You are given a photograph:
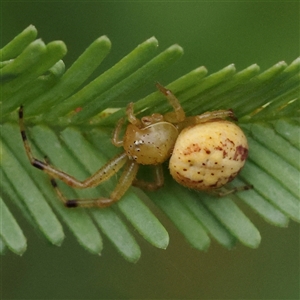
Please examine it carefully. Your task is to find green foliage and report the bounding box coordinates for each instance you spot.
[0,25,299,262]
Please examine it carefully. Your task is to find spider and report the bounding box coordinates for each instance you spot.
[19,83,250,208]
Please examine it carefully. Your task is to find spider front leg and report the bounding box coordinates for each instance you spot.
[53,159,139,208]
[19,106,135,208]
[156,82,186,123]
[126,102,142,127]
[112,117,125,147]
[51,155,135,208]
[19,106,128,188]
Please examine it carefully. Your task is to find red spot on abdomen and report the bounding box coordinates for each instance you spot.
[234,145,248,161]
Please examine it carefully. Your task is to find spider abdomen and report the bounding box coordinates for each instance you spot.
[169,120,248,190]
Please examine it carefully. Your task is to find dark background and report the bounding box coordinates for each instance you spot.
[1,2,299,299]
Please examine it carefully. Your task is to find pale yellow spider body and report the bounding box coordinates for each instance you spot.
[19,83,250,208]
[169,120,248,190]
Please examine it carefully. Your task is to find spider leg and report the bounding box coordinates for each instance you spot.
[63,160,139,208]
[42,156,138,208]
[19,105,128,188]
[192,110,236,122]
[180,110,237,129]
[41,156,68,206]
[133,164,164,191]
[156,82,186,123]
[126,102,142,127]
[111,117,125,147]
[213,184,254,197]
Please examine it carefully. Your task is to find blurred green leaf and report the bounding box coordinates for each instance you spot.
[24,36,111,116]
[0,197,27,255]
[0,134,65,246]
[0,25,38,61]
[44,36,159,122]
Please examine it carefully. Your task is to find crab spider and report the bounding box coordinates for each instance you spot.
[19,83,250,208]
